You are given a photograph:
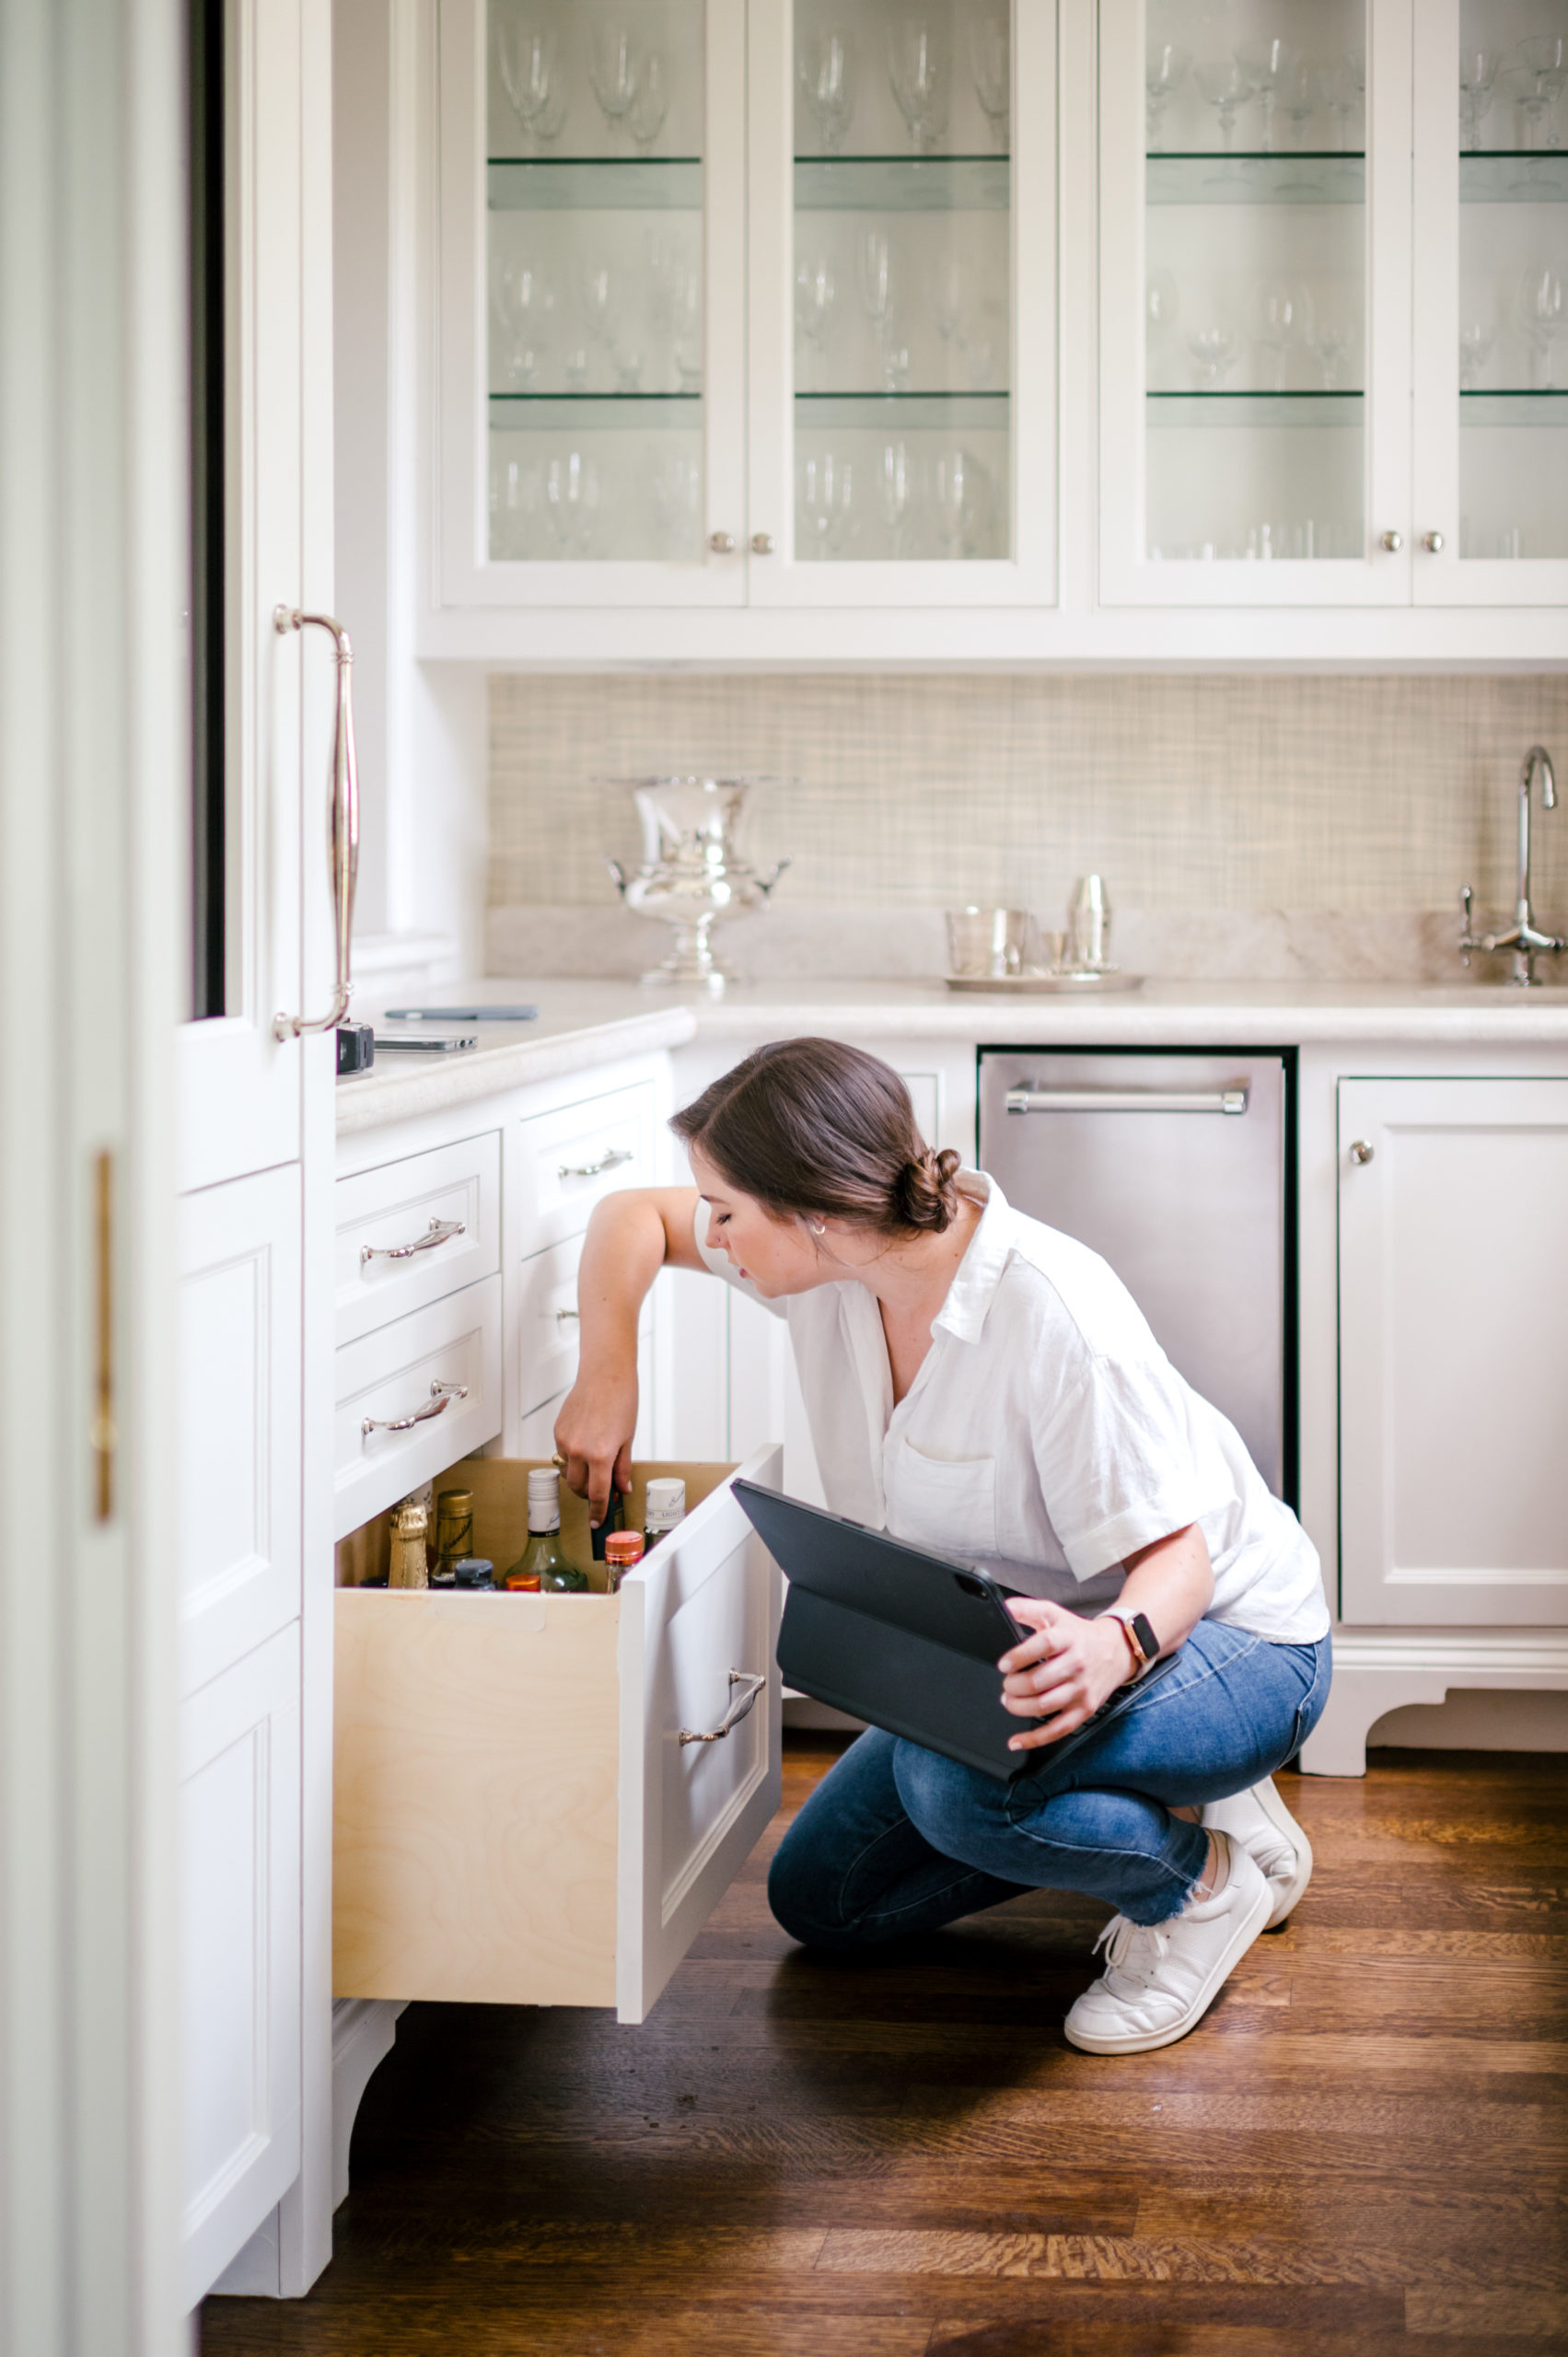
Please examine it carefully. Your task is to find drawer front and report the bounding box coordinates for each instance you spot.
[517,1237,586,1417]
[332,1451,783,2019]
[515,1082,658,1253]
[335,1132,500,1348]
[333,1276,503,1538]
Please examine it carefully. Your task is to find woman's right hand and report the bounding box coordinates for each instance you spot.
[554,1364,638,1528]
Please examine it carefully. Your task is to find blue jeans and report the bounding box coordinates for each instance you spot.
[770,1621,1332,1935]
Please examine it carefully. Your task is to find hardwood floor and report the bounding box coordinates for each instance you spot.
[203,1740,1568,2356]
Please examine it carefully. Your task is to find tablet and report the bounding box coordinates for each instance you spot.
[731,1478,1179,1786]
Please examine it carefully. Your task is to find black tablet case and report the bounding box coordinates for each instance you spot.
[732,1477,1177,1785]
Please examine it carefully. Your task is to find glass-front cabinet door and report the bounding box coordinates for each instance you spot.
[437,0,747,607]
[745,0,1056,606]
[1098,0,1412,604]
[1412,0,1568,604]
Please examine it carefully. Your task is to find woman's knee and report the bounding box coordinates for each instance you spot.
[892,1737,1011,1859]
[766,1815,845,1946]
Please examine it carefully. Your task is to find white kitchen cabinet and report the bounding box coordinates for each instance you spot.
[333,1130,501,1347]
[332,1452,783,2023]
[1338,1074,1568,1627]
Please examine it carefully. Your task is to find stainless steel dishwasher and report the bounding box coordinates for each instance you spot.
[978,1051,1289,1498]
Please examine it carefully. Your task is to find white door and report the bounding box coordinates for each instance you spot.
[180,0,339,2305]
[1339,1076,1568,1626]
[745,0,1058,607]
[1098,0,1414,606]
[1411,0,1568,606]
[436,0,749,609]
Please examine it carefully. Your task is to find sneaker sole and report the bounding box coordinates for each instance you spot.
[1062,1870,1273,2055]
[1253,1776,1315,1932]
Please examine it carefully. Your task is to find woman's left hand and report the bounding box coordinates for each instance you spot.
[997,1599,1132,1753]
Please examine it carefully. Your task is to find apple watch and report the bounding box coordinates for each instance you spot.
[1102,1608,1161,1679]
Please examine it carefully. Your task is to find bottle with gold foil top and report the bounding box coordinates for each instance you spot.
[432,1487,475,1584]
[388,1495,429,1589]
[505,1468,587,1594]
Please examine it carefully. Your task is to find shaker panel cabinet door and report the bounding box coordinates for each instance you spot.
[1339,1077,1568,1624]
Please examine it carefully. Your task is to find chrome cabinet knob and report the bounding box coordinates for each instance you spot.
[750,531,774,555]
[1378,530,1403,553]
[1349,1139,1375,1166]
[1422,530,1445,553]
[708,530,736,555]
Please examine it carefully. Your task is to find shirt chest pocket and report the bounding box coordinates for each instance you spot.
[888,1442,999,1559]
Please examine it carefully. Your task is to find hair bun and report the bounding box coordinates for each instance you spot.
[893,1146,963,1234]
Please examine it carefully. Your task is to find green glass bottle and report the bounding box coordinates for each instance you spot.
[505,1467,587,1594]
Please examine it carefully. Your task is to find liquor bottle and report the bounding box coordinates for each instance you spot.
[388,1494,429,1589]
[451,1557,494,1591]
[590,1484,625,1564]
[432,1487,475,1583]
[645,1477,686,1552]
[505,1467,587,1594]
[603,1530,645,1594]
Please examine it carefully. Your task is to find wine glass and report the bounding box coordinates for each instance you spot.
[931,252,968,356]
[794,255,837,391]
[798,450,854,556]
[651,449,701,559]
[1517,34,1568,133]
[588,21,641,143]
[1255,280,1312,391]
[628,52,671,153]
[1145,43,1191,154]
[1236,38,1294,156]
[494,253,553,389]
[970,5,1010,152]
[879,440,912,557]
[1518,261,1568,388]
[797,28,855,154]
[545,450,600,556]
[888,17,949,153]
[1458,321,1494,390]
[494,452,546,558]
[858,225,895,380]
[496,19,558,137]
[1310,313,1355,391]
[1278,58,1323,149]
[1324,51,1365,153]
[1498,64,1552,150]
[650,247,703,392]
[1146,267,1179,384]
[1188,323,1237,388]
[1459,47,1500,152]
[1194,57,1257,153]
[931,447,987,557]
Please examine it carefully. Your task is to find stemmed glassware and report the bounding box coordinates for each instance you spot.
[970,6,1010,152]
[888,17,949,153]
[879,440,912,557]
[588,21,641,145]
[1516,34,1568,142]
[650,449,701,559]
[628,52,671,153]
[798,28,855,154]
[795,255,837,391]
[1497,64,1554,152]
[1278,59,1323,150]
[1324,52,1365,153]
[1310,313,1355,391]
[496,20,559,141]
[545,450,600,555]
[1194,57,1256,154]
[1459,48,1500,152]
[1145,43,1191,153]
[494,254,553,389]
[858,226,898,384]
[1518,261,1568,389]
[1188,323,1237,388]
[798,450,854,555]
[1458,321,1494,390]
[1255,280,1312,391]
[1236,38,1293,156]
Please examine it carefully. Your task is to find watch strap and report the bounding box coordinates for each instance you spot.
[1103,1608,1160,1678]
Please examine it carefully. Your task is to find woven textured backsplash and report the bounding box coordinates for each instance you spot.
[490,672,1568,919]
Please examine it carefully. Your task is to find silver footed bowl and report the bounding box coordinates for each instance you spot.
[604,775,791,991]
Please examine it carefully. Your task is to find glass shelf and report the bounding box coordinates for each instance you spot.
[794,392,1008,430]
[1146,392,1364,426]
[489,394,701,429]
[1146,154,1365,205]
[1461,390,1568,422]
[794,157,1009,212]
[1458,153,1568,203]
[488,159,703,212]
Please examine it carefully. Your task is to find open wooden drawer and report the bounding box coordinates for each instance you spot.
[333,1448,782,2024]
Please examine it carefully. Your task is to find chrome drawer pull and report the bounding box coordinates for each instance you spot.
[1005,1086,1249,1117]
[557,1147,634,1179]
[360,1215,465,1266]
[679,1668,767,1747]
[361,1378,469,1440]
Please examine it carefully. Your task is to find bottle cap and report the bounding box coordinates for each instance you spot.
[645,1477,686,1525]
[528,1466,562,1531]
[435,1487,474,1516]
[505,1570,541,1592]
[451,1557,494,1589]
[605,1531,645,1567]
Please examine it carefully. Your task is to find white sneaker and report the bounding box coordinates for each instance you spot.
[1202,1775,1313,1931]
[1063,1832,1272,2056]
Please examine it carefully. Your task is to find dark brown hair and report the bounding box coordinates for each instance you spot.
[671,1039,963,1236]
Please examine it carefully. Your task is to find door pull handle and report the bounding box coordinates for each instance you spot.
[1005,1086,1249,1116]
[360,1216,465,1266]
[679,1669,767,1746]
[557,1146,634,1178]
[273,607,359,1040]
[361,1378,468,1440]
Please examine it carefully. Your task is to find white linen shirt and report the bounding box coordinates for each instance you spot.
[695,1171,1329,1645]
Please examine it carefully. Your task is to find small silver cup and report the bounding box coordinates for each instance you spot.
[1066,875,1113,972]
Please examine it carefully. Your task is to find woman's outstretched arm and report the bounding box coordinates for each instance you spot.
[553,1187,704,1522]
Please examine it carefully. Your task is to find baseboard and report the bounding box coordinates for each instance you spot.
[331,1998,407,2211]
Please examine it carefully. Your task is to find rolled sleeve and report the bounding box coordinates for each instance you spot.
[1036,1356,1230,1582]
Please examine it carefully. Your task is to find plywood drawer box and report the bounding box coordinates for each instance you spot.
[514,1082,658,1254]
[332,1276,504,1539]
[334,1131,500,1350]
[333,1447,782,2024]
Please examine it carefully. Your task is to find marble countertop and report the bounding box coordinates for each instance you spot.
[336,973,1568,1133]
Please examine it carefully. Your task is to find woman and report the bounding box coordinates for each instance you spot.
[556,1039,1331,2054]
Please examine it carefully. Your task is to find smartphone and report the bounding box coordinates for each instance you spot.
[372,1032,479,1053]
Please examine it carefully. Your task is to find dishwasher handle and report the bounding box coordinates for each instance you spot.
[1005,1086,1249,1117]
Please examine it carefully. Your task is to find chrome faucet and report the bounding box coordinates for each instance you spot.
[1458,745,1564,987]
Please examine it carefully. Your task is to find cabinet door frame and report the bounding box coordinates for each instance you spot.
[1410,0,1568,607]
[1097,0,1414,608]
[434,0,749,610]
[1338,1074,1568,1627]
[744,0,1058,608]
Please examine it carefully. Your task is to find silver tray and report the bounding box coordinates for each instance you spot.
[943,970,1145,995]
